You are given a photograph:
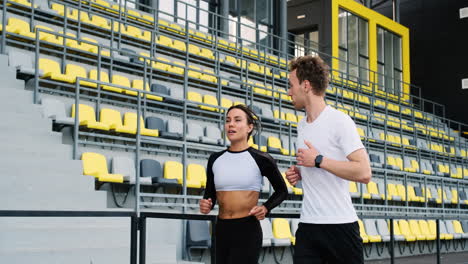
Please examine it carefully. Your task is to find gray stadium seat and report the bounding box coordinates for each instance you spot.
[290,219,300,238]
[260,219,274,247]
[445,220,462,239]
[166,119,183,139]
[140,159,178,186]
[260,106,275,122]
[8,49,41,78]
[151,83,171,96]
[41,98,75,126]
[443,187,453,204]
[112,157,139,185]
[202,126,221,145]
[251,105,262,116]
[376,219,405,242]
[186,220,211,261]
[186,123,203,142]
[461,220,468,236]
[364,219,382,241]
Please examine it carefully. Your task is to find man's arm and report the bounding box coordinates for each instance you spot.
[296,141,372,184]
[320,148,372,184]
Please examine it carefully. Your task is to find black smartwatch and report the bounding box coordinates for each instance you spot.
[315,155,323,168]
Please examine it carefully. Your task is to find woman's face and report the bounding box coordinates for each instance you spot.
[225,108,253,143]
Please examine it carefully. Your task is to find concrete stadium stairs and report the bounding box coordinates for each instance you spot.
[0,54,181,264]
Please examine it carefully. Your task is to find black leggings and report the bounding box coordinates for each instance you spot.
[215,215,262,264]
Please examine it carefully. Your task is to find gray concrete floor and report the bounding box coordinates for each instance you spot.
[365,251,468,264]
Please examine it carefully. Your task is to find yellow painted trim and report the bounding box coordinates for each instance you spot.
[332,0,410,101]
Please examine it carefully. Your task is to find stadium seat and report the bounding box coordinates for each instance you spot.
[81,152,124,183]
[272,218,294,245]
[82,69,110,88]
[290,219,300,241]
[105,74,129,93]
[253,135,267,152]
[408,220,427,240]
[387,184,402,201]
[186,164,206,188]
[100,108,135,134]
[396,184,407,201]
[267,136,283,154]
[71,104,110,130]
[131,80,163,101]
[366,181,384,200]
[452,220,468,239]
[112,157,138,184]
[39,60,87,84]
[397,220,417,241]
[260,219,274,247]
[4,17,36,39]
[41,98,74,126]
[7,49,39,77]
[123,113,159,137]
[445,220,462,239]
[34,25,62,45]
[407,185,424,202]
[186,123,203,143]
[201,94,219,112]
[357,220,370,243]
[363,219,383,242]
[417,220,436,240]
[162,161,183,185]
[186,220,211,261]
[204,126,222,145]
[141,159,178,186]
[376,219,405,242]
[428,220,453,240]
[349,181,360,198]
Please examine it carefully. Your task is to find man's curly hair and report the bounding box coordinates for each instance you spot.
[289,56,330,96]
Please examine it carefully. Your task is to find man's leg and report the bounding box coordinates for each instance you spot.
[293,223,326,264]
[322,222,364,264]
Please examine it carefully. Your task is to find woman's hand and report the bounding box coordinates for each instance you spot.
[199,198,213,214]
[249,205,268,220]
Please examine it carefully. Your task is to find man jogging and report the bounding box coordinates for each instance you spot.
[285,55,372,264]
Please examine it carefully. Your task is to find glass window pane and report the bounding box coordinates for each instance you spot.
[377,28,384,63]
[228,15,237,42]
[339,9,347,48]
[393,35,402,70]
[339,49,348,76]
[159,0,174,21]
[377,64,385,91]
[358,18,368,56]
[359,57,369,84]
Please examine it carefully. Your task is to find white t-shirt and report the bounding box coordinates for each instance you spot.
[297,105,364,224]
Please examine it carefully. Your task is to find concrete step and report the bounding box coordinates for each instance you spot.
[1,86,35,101]
[0,131,63,145]
[0,158,83,177]
[0,123,60,136]
[1,142,73,159]
[1,189,108,210]
[0,112,52,126]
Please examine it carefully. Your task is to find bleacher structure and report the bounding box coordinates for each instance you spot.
[0,0,467,263]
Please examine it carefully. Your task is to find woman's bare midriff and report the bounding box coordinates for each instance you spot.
[217,190,260,219]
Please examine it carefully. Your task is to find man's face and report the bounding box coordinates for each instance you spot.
[288,69,306,110]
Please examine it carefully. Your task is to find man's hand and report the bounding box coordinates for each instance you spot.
[286,165,301,186]
[249,205,268,220]
[296,140,319,167]
[199,198,212,214]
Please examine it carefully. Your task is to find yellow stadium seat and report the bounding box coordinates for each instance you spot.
[188,91,203,109]
[81,152,124,183]
[81,37,110,56]
[428,220,453,240]
[453,220,465,237]
[38,59,67,82]
[387,184,401,201]
[199,48,215,59]
[407,185,423,202]
[5,17,35,38]
[398,220,417,241]
[10,0,37,7]
[83,70,110,88]
[34,25,61,45]
[221,98,233,109]
[172,39,187,52]
[187,164,206,188]
[100,108,135,134]
[201,69,218,83]
[131,80,163,101]
[267,136,283,154]
[272,218,294,245]
[349,182,360,197]
[71,104,110,131]
[188,44,200,55]
[89,15,111,30]
[358,220,370,243]
[188,65,202,79]
[123,113,158,137]
[201,94,219,112]
[104,74,129,93]
[163,161,183,184]
[68,9,92,23]
[157,35,174,48]
[396,184,407,201]
[152,57,171,72]
[408,220,427,240]
[418,220,436,240]
[367,181,384,199]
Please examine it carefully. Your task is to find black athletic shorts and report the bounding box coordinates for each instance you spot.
[293,221,363,264]
[215,215,262,264]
